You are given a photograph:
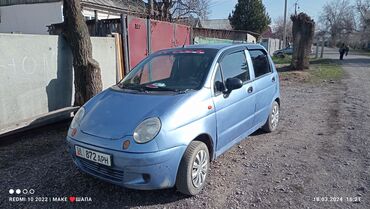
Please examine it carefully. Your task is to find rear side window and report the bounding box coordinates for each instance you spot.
[249,50,271,78]
[220,51,250,82]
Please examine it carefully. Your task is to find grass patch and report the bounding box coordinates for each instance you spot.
[351,49,370,57]
[272,55,292,65]
[310,59,344,82]
[277,58,343,83]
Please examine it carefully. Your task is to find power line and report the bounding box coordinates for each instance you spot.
[208,0,232,9]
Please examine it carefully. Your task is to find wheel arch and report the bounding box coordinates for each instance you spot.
[275,97,280,106]
[192,133,215,161]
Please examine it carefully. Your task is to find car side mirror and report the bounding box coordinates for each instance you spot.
[225,78,243,94]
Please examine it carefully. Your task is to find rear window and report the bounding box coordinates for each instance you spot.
[249,50,271,78]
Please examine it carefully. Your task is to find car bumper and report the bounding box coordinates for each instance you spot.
[66,136,186,190]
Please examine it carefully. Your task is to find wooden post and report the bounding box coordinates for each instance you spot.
[315,37,319,59]
[121,14,130,75]
[112,33,124,82]
[320,37,325,58]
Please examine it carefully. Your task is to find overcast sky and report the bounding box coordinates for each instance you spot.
[208,0,355,23]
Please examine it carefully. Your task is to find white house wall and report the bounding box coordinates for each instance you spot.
[82,9,120,20]
[0,2,63,34]
[0,33,117,133]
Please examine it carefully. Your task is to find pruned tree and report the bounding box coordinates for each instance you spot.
[319,0,356,46]
[229,0,271,34]
[272,16,293,44]
[63,0,103,106]
[150,0,210,21]
[291,13,315,70]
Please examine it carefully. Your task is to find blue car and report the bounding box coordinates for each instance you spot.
[66,44,280,195]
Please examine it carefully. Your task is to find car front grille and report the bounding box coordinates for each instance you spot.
[78,158,124,182]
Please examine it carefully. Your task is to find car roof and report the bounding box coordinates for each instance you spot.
[184,43,266,51]
[152,44,267,56]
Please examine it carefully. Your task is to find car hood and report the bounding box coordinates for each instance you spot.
[79,88,188,139]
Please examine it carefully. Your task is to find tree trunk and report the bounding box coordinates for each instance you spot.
[290,13,315,70]
[62,0,103,106]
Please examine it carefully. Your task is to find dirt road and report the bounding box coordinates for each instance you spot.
[1,49,369,209]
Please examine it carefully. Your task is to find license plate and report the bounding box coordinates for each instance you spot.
[75,146,112,166]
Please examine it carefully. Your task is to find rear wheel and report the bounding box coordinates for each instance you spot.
[262,101,280,132]
[176,141,209,196]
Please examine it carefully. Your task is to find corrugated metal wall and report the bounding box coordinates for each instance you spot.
[127,16,191,69]
[127,16,148,69]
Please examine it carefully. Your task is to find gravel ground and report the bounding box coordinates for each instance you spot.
[0,49,369,209]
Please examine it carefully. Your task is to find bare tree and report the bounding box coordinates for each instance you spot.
[291,13,315,70]
[151,0,210,21]
[356,0,370,48]
[319,0,356,46]
[356,0,370,30]
[63,0,103,106]
[272,16,293,44]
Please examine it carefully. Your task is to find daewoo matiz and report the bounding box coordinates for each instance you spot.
[66,44,280,195]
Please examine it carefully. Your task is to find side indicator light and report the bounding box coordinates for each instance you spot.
[208,105,213,110]
[123,140,130,150]
[71,128,77,137]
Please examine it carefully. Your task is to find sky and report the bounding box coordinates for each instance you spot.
[208,0,354,24]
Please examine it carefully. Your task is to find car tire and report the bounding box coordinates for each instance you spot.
[176,141,209,196]
[278,53,285,58]
[262,101,280,133]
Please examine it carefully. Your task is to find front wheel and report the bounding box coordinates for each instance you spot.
[176,141,209,196]
[262,101,280,132]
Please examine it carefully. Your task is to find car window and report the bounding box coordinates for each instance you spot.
[220,51,250,82]
[249,50,271,78]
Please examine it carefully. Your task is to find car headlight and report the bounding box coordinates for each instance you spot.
[133,117,161,144]
[70,107,85,129]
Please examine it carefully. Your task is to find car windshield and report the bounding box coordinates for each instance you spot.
[119,49,217,92]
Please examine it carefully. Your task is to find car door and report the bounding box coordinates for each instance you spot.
[212,49,256,154]
[249,49,277,126]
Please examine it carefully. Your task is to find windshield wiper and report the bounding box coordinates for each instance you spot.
[118,83,191,94]
[143,85,191,93]
[118,83,146,92]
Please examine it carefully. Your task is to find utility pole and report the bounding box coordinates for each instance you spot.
[282,0,288,48]
[294,0,300,15]
[148,0,154,16]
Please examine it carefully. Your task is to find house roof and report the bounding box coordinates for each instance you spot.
[81,0,146,13]
[197,19,232,30]
[0,0,60,6]
[0,0,146,12]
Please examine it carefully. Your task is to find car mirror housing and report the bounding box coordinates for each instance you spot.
[225,78,243,94]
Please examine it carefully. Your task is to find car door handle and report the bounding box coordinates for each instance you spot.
[272,77,276,82]
[247,86,253,93]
